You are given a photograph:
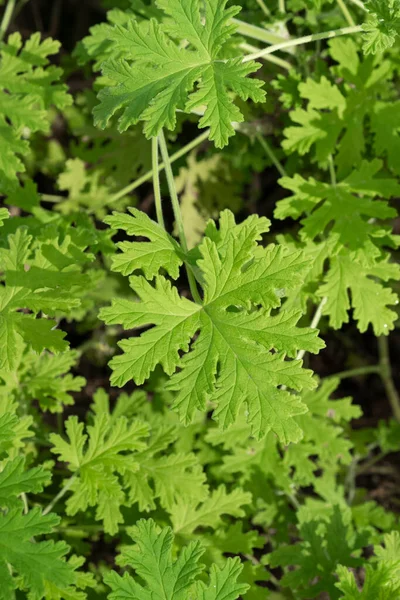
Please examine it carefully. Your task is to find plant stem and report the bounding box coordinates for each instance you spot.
[255,0,271,17]
[330,365,381,380]
[242,24,363,62]
[241,42,292,69]
[233,18,288,48]
[152,136,165,228]
[256,132,287,177]
[279,0,286,13]
[378,335,400,422]
[296,297,327,361]
[356,451,386,475]
[109,129,210,204]
[21,493,29,514]
[158,130,202,304]
[0,0,16,41]
[41,193,64,203]
[42,476,76,516]
[337,0,356,26]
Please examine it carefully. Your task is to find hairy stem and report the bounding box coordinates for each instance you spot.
[256,132,287,177]
[255,0,271,17]
[243,24,363,62]
[233,17,288,47]
[356,450,387,476]
[0,0,16,41]
[109,129,210,204]
[330,365,381,380]
[42,475,76,516]
[152,136,165,228]
[337,0,356,26]
[241,42,292,69]
[158,130,202,304]
[296,297,327,361]
[378,335,400,422]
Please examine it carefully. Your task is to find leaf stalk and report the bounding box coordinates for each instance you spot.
[158,130,202,304]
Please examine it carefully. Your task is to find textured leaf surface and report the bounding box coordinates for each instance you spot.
[0,32,71,188]
[50,414,149,534]
[362,0,400,54]
[0,508,75,600]
[104,518,248,600]
[93,0,265,147]
[101,211,325,443]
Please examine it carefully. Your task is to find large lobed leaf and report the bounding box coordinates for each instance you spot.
[101,210,325,443]
[93,0,266,148]
[105,518,248,600]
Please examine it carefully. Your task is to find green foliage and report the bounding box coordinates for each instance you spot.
[336,532,400,598]
[0,32,71,190]
[104,518,249,600]
[282,38,400,176]
[276,159,400,334]
[101,209,324,442]
[92,0,266,147]
[2,1,400,599]
[267,506,369,599]
[50,412,150,534]
[363,0,400,54]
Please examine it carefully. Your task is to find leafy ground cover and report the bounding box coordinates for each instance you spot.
[1,0,400,598]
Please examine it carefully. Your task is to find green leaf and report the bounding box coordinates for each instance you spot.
[50,414,149,534]
[170,485,251,535]
[0,32,71,188]
[336,532,400,599]
[0,457,50,509]
[101,211,325,443]
[93,0,265,148]
[89,390,208,514]
[318,246,400,335]
[0,219,98,370]
[277,160,399,249]
[0,508,75,600]
[104,518,248,600]
[362,0,400,55]
[267,506,369,599]
[104,207,183,278]
[0,209,8,226]
[282,39,398,176]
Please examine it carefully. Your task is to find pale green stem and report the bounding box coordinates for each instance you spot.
[279,0,286,13]
[41,193,64,203]
[296,297,327,361]
[0,0,16,41]
[378,336,400,422]
[241,42,292,70]
[330,365,381,380]
[158,130,202,304]
[356,450,387,475]
[256,132,287,178]
[109,129,210,204]
[42,475,76,516]
[233,17,289,48]
[152,136,165,228]
[337,0,356,26]
[21,493,29,514]
[255,0,271,17]
[242,24,363,62]
[14,0,30,18]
